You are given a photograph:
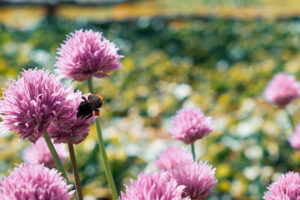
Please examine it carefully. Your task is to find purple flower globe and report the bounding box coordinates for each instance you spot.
[120,172,189,200]
[0,163,74,200]
[48,92,95,144]
[55,29,123,81]
[169,108,214,144]
[0,69,76,142]
[264,172,300,200]
[168,161,217,200]
[289,124,300,152]
[156,146,194,171]
[264,73,300,106]
[23,137,68,168]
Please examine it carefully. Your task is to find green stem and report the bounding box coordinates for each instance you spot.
[191,142,196,161]
[68,143,83,200]
[257,132,264,198]
[87,77,118,200]
[43,132,69,182]
[87,78,94,93]
[285,108,295,131]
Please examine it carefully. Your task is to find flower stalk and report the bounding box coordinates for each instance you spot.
[87,77,118,200]
[68,143,83,200]
[285,108,295,131]
[191,142,196,161]
[43,131,69,182]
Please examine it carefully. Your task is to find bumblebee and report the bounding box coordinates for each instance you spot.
[77,94,104,118]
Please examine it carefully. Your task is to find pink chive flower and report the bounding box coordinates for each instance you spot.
[55,29,123,81]
[264,172,300,200]
[23,137,68,168]
[48,92,95,144]
[0,194,9,200]
[168,161,217,200]
[0,69,76,143]
[264,73,300,106]
[289,124,300,152]
[169,108,213,144]
[156,146,194,171]
[120,172,189,200]
[0,163,74,200]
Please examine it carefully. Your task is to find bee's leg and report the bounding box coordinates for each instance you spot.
[82,96,88,103]
[94,110,100,116]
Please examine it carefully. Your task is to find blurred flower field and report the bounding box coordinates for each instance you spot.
[1,2,300,199]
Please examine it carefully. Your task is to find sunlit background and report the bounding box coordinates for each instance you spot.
[1,0,300,199]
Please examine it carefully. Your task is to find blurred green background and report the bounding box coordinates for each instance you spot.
[1,0,300,199]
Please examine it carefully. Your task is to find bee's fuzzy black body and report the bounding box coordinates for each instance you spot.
[77,94,103,118]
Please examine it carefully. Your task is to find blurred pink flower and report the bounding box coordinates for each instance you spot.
[23,137,68,168]
[169,108,213,144]
[120,172,189,200]
[289,124,300,152]
[264,73,300,106]
[168,161,217,200]
[156,146,193,170]
[56,29,123,81]
[0,163,74,200]
[264,172,300,200]
[0,69,77,143]
[48,92,95,144]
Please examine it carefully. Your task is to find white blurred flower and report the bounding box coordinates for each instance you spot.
[245,145,263,160]
[237,117,263,138]
[173,83,191,100]
[243,166,260,180]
